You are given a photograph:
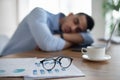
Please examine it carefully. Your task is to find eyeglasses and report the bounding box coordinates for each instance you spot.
[39,56,73,71]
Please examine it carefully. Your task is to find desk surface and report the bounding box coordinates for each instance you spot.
[0,44,120,80]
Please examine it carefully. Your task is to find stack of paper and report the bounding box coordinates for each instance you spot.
[0,57,85,79]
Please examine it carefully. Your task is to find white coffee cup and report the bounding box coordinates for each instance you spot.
[81,45,106,60]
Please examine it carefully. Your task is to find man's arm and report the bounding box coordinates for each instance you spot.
[26,7,73,51]
[55,34,73,49]
[35,39,72,51]
[55,31,94,49]
[63,41,73,49]
[63,33,84,44]
[62,32,94,45]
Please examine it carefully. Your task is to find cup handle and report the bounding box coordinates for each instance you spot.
[81,48,87,55]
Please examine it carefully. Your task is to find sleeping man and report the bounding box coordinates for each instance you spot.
[1,7,95,56]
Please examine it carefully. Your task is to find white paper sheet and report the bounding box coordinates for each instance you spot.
[0,58,36,77]
[0,57,85,79]
[26,58,85,79]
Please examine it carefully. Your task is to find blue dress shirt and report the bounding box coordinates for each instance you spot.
[1,7,93,56]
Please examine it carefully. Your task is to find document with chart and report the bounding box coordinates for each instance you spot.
[0,58,36,77]
[0,57,85,79]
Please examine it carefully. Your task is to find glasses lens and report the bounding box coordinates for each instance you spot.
[60,57,72,68]
[42,59,55,70]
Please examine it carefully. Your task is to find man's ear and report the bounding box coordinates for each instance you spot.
[68,13,74,17]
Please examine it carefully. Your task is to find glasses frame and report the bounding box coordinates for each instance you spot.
[40,56,73,71]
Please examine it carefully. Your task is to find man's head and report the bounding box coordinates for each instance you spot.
[60,12,94,33]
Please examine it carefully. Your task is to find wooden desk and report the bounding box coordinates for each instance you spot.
[0,44,120,80]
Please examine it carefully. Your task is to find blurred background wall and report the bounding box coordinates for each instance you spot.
[0,0,105,41]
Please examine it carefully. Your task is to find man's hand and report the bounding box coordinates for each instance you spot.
[54,33,84,50]
[54,34,73,49]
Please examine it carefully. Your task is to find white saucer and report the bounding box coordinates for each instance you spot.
[82,55,111,61]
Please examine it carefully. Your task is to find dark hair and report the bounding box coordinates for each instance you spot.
[76,13,95,31]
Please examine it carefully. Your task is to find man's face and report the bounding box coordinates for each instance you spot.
[61,13,87,33]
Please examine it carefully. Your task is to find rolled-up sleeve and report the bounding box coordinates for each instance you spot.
[26,7,65,51]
